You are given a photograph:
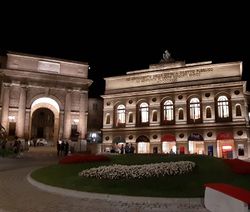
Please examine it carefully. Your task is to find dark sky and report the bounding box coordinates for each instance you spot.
[1,2,249,97]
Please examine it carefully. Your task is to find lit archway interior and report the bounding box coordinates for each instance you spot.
[30,97,60,145]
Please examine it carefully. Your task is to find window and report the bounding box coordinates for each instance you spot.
[189,98,200,121]
[128,112,133,123]
[238,144,244,156]
[106,113,110,124]
[116,104,125,126]
[206,106,212,118]
[236,104,242,116]
[163,100,174,121]
[139,102,149,123]
[152,110,157,122]
[178,108,184,120]
[217,96,229,118]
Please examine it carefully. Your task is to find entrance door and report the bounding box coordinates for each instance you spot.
[37,127,44,138]
[179,146,185,154]
[222,146,233,159]
[162,141,176,154]
[188,141,204,154]
[217,139,234,158]
[137,142,149,153]
[31,108,54,142]
[208,145,213,156]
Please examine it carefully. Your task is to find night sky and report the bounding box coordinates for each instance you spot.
[1,3,249,97]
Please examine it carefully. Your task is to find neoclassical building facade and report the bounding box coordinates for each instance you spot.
[0,52,92,145]
[102,59,250,159]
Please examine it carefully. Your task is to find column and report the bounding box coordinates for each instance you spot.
[59,113,64,139]
[1,84,10,132]
[16,86,27,138]
[78,92,88,139]
[63,90,72,139]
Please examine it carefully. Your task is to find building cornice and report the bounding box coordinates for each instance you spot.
[102,121,248,132]
[102,81,246,99]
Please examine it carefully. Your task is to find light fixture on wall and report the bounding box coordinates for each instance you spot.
[8,116,16,122]
[73,119,79,124]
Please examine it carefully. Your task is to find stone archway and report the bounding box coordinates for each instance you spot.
[30,97,60,145]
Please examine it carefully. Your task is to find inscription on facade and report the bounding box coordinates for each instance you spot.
[126,68,213,84]
[38,61,60,74]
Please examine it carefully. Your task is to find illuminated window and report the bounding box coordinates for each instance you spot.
[236,104,242,116]
[116,104,125,126]
[206,106,212,118]
[217,96,229,118]
[139,102,148,123]
[137,142,149,153]
[190,98,200,121]
[178,108,184,120]
[163,100,173,121]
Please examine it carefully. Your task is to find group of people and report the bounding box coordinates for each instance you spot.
[110,143,135,154]
[57,140,69,156]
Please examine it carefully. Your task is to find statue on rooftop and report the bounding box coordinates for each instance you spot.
[160,50,174,63]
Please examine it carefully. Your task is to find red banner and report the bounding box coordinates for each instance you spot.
[217,132,233,140]
[161,134,176,142]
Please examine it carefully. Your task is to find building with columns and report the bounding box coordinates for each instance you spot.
[102,58,250,159]
[0,52,92,145]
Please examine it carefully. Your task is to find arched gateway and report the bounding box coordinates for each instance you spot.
[0,52,92,146]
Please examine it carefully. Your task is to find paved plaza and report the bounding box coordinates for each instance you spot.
[0,147,208,212]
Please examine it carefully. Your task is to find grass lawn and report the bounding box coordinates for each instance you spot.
[31,154,250,197]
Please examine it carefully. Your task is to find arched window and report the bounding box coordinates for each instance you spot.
[152,110,157,122]
[178,108,184,120]
[128,112,133,123]
[139,102,149,123]
[163,100,174,121]
[106,113,110,124]
[236,104,242,116]
[116,104,125,126]
[217,96,229,118]
[206,106,212,118]
[189,98,200,121]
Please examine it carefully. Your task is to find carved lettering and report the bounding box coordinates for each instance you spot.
[126,68,213,84]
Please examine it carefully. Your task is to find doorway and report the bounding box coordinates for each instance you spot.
[31,108,54,142]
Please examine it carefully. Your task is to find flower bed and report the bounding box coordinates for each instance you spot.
[224,159,250,174]
[59,154,110,164]
[79,161,195,179]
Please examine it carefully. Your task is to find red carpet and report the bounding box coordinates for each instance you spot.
[224,158,250,174]
[205,183,250,204]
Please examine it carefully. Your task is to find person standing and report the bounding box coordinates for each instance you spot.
[57,140,61,156]
[120,144,124,154]
[64,140,69,156]
[60,141,65,156]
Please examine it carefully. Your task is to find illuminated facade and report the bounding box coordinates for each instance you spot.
[0,52,92,145]
[102,60,250,159]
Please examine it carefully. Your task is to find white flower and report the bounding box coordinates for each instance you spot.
[79,161,195,180]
